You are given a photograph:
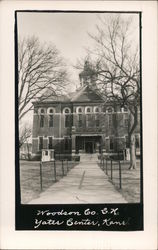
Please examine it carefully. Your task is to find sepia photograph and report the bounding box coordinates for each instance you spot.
[0,0,157,247]
[16,11,142,206]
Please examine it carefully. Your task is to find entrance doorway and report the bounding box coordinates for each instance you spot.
[85,141,93,153]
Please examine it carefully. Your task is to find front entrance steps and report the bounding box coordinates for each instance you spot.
[80,153,98,162]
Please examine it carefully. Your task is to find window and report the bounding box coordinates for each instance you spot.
[123,106,128,112]
[48,137,53,149]
[39,137,43,150]
[63,108,71,128]
[47,108,55,127]
[76,107,83,113]
[78,114,82,127]
[95,115,99,127]
[49,115,54,127]
[108,114,112,128]
[95,119,100,127]
[94,107,99,113]
[125,136,130,148]
[135,135,140,148]
[63,108,70,114]
[65,114,71,128]
[49,108,54,113]
[85,106,92,113]
[107,107,113,113]
[86,114,91,127]
[39,108,45,127]
[40,115,44,127]
[110,138,114,150]
[124,114,129,127]
[65,138,69,151]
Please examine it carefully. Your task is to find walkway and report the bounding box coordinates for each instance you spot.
[29,154,127,204]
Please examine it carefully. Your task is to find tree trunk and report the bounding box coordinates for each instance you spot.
[129,134,136,169]
[26,142,30,160]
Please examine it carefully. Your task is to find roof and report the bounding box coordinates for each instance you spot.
[33,85,105,105]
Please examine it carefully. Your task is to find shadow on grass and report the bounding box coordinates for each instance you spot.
[20,160,78,204]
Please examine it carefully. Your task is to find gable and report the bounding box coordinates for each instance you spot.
[71,86,104,103]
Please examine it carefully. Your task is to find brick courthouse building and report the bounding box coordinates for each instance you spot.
[32,62,140,159]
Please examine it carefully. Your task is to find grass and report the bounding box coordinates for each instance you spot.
[99,160,141,203]
[20,160,78,204]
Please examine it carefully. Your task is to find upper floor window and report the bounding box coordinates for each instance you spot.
[63,107,71,114]
[124,113,129,127]
[76,107,83,113]
[125,135,130,148]
[39,136,43,150]
[123,106,128,112]
[94,107,100,113]
[108,114,112,128]
[86,114,91,127]
[49,115,54,127]
[47,107,55,114]
[38,108,46,114]
[47,108,55,127]
[48,137,53,149]
[78,114,83,127]
[135,135,140,148]
[38,108,45,127]
[63,107,71,127]
[106,107,113,113]
[40,115,44,127]
[110,137,114,150]
[85,106,92,113]
[95,114,100,127]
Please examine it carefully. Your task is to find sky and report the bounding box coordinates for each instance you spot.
[17,12,139,87]
[17,12,139,124]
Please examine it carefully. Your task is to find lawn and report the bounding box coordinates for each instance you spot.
[20,160,78,204]
[99,160,141,203]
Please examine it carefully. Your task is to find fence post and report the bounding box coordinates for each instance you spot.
[40,161,42,191]
[111,160,113,180]
[103,158,105,171]
[53,160,57,182]
[106,159,108,175]
[62,160,64,176]
[67,159,69,172]
[100,156,102,168]
[119,161,122,189]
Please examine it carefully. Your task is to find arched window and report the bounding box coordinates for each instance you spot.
[47,108,55,114]
[63,107,71,114]
[94,107,100,113]
[123,106,128,112]
[39,108,45,127]
[49,113,54,127]
[85,106,92,113]
[106,107,113,113]
[47,108,55,127]
[38,108,45,114]
[63,107,71,127]
[95,114,100,127]
[76,107,83,113]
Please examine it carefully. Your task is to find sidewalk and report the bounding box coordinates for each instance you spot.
[29,157,127,204]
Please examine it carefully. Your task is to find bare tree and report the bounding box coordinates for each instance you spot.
[86,14,140,169]
[18,36,69,120]
[19,123,32,148]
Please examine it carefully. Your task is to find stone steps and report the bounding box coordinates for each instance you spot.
[80,153,98,162]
